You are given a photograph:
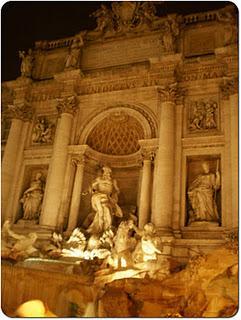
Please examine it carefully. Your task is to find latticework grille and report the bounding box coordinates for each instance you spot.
[87,112,144,155]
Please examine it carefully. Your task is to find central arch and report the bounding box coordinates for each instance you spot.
[78,104,157,146]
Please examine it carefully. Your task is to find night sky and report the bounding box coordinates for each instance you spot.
[2,1,232,82]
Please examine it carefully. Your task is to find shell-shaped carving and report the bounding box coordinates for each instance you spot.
[87,111,144,155]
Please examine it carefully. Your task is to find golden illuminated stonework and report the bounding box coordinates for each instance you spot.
[1,1,238,318]
[87,112,144,155]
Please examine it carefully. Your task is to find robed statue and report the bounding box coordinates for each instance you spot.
[20,172,45,221]
[188,161,221,225]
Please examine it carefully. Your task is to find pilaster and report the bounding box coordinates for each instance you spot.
[220,77,238,230]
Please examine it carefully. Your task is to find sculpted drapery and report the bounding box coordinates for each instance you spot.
[87,166,123,234]
[20,172,44,221]
[188,161,220,224]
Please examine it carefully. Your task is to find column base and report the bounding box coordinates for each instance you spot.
[155,226,174,237]
[155,227,175,257]
[181,225,225,240]
[16,219,39,226]
[172,229,182,239]
[12,223,55,240]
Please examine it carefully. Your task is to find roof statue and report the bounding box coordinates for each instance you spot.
[87,1,163,38]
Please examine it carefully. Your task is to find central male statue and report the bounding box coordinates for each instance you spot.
[87,166,123,234]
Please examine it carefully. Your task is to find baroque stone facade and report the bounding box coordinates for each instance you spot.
[1,2,238,261]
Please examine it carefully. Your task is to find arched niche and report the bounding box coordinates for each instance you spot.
[78,104,157,146]
[73,105,157,224]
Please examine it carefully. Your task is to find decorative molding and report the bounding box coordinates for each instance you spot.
[220,77,238,100]
[158,83,186,103]
[78,104,158,145]
[29,82,63,102]
[140,149,156,162]
[54,69,83,82]
[35,36,75,50]
[24,147,53,160]
[7,101,34,121]
[183,10,218,25]
[68,144,142,168]
[14,60,231,103]
[182,135,225,149]
[26,62,228,101]
[56,95,78,115]
[71,154,86,167]
[139,138,158,162]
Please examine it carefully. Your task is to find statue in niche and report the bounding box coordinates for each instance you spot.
[19,49,34,77]
[32,117,55,144]
[85,166,123,235]
[20,172,45,221]
[187,161,221,225]
[65,35,84,69]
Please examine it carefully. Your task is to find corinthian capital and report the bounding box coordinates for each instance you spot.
[158,83,186,104]
[141,149,156,162]
[56,95,78,115]
[8,101,33,121]
[71,154,86,166]
[220,77,238,100]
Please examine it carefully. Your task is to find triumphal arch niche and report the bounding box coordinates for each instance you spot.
[1,1,238,259]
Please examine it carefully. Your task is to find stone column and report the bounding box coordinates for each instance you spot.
[67,155,86,231]
[220,78,238,230]
[152,83,184,234]
[230,91,238,229]
[1,102,33,221]
[172,94,186,237]
[40,95,78,228]
[138,149,155,228]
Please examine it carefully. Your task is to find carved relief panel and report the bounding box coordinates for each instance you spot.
[184,95,220,136]
[31,116,56,145]
[185,156,221,227]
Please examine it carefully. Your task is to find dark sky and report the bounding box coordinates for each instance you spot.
[2,1,233,82]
